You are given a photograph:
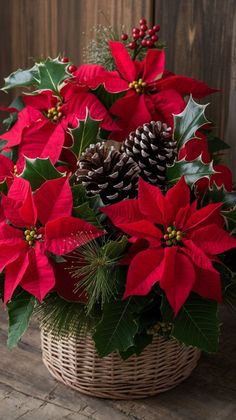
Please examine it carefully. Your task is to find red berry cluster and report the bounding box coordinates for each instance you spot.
[60,57,77,73]
[121,18,160,50]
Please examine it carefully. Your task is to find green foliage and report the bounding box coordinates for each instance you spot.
[167,156,215,187]
[222,206,236,232]
[206,132,230,154]
[1,65,39,92]
[0,179,8,194]
[119,331,152,360]
[2,97,25,131]
[93,298,139,357]
[71,183,105,226]
[174,96,209,150]
[7,291,36,349]
[35,57,70,93]
[70,237,128,314]
[34,293,89,336]
[94,85,125,110]
[21,157,64,190]
[69,112,101,159]
[161,294,220,352]
[201,184,236,210]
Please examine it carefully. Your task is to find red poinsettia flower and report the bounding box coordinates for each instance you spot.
[75,42,216,141]
[0,176,104,303]
[102,177,236,315]
[0,84,118,172]
[0,154,15,183]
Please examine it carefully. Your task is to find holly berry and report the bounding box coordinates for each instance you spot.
[140,24,148,32]
[148,29,155,36]
[153,24,160,32]
[141,39,147,47]
[139,18,147,25]
[151,34,159,42]
[121,33,128,41]
[132,27,139,34]
[139,30,146,38]
[68,64,77,73]
[133,33,140,40]
[128,41,136,50]
[146,39,154,47]
[61,57,69,63]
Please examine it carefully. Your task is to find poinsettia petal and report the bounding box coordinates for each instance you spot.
[156,75,217,98]
[0,107,43,148]
[23,90,57,110]
[147,89,186,128]
[110,92,152,141]
[183,239,216,272]
[74,64,128,93]
[190,224,236,255]
[138,177,165,224]
[165,177,190,226]
[118,220,162,246]
[178,133,211,163]
[193,266,222,303]
[0,155,14,182]
[160,247,196,315]
[211,164,233,192]
[109,41,136,82]
[184,202,222,231]
[34,177,72,225]
[16,120,65,173]
[101,199,143,225]
[45,216,104,255]
[4,252,30,303]
[123,247,164,298]
[143,49,165,83]
[2,177,37,227]
[20,242,55,301]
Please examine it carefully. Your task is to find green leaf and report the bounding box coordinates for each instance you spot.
[206,133,230,154]
[161,294,220,352]
[69,112,101,159]
[1,65,39,92]
[34,57,70,93]
[21,157,64,190]
[0,179,8,194]
[222,206,236,231]
[7,291,36,349]
[201,183,236,209]
[174,96,209,150]
[102,236,128,260]
[94,85,125,109]
[72,202,102,229]
[93,299,139,357]
[167,156,215,187]
[119,331,152,360]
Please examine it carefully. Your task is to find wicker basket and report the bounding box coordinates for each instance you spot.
[41,328,201,399]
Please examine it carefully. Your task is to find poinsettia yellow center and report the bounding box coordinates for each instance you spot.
[163,226,183,246]
[13,165,18,176]
[46,103,63,122]
[24,227,38,246]
[129,78,146,94]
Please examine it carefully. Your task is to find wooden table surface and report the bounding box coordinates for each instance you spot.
[0,308,235,420]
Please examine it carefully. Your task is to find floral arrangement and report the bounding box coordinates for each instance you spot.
[0,18,236,358]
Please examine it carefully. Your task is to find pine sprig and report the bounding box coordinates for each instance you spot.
[83,25,119,70]
[69,237,128,314]
[34,293,90,337]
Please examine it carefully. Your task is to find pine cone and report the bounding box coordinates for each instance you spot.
[123,121,177,187]
[76,142,140,204]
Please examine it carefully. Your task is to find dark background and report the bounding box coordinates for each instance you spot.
[0,0,235,171]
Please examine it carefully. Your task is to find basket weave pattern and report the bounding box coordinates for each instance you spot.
[41,328,201,399]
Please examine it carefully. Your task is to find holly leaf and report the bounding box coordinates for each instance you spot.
[1,65,39,92]
[69,111,101,159]
[167,156,216,187]
[94,85,125,110]
[21,157,64,190]
[222,206,236,231]
[7,291,36,349]
[174,96,209,150]
[201,183,236,209]
[161,293,220,353]
[34,57,70,93]
[93,299,139,357]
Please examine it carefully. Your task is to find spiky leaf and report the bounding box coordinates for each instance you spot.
[161,294,219,352]
[72,202,102,229]
[167,156,215,187]
[174,96,209,150]
[93,299,139,357]
[34,57,70,93]
[69,111,101,159]
[1,65,39,92]
[7,291,36,349]
[201,183,236,209]
[21,157,64,190]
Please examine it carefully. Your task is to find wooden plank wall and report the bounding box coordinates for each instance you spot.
[0,0,235,170]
